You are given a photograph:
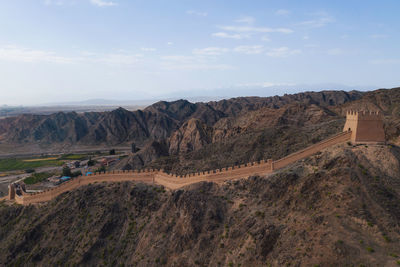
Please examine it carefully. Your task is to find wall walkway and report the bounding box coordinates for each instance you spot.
[10,131,352,205]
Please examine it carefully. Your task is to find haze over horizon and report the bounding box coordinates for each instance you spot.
[0,0,399,105]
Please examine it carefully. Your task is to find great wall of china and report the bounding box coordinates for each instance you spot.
[3,110,386,205]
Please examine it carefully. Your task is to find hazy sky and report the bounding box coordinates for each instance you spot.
[0,0,399,105]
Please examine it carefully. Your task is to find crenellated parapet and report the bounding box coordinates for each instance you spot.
[345,110,382,121]
[7,129,356,205]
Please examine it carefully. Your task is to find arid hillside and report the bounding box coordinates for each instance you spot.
[5,88,400,174]
[1,144,399,266]
[0,90,363,155]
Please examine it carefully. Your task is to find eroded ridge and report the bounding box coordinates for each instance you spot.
[6,131,352,205]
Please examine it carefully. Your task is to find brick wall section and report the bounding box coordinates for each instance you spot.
[273,131,352,169]
[154,161,275,190]
[15,170,155,204]
[11,131,352,205]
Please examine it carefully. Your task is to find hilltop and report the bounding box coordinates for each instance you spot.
[0,90,363,156]
[0,144,399,266]
[3,88,400,174]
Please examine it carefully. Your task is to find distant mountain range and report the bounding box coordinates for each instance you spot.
[2,87,400,171]
[1,83,377,109]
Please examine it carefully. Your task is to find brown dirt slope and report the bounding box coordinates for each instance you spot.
[0,90,363,152]
[1,144,399,266]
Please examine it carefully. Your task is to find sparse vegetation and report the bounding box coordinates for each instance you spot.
[255,211,265,219]
[25,168,35,173]
[23,172,53,184]
[87,158,96,166]
[59,154,88,160]
[96,165,106,173]
[62,166,72,177]
[383,234,391,242]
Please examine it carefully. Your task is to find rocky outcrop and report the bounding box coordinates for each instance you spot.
[116,141,169,170]
[0,90,366,150]
[168,118,212,155]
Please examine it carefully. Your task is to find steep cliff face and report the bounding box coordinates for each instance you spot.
[0,107,179,147]
[0,112,94,144]
[81,107,179,145]
[115,141,169,170]
[0,90,365,150]
[1,145,399,266]
[168,118,212,155]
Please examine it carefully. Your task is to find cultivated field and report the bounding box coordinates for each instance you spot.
[0,158,63,172]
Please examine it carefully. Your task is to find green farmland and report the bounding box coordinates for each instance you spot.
[23,172,53,185]
[0,158,64,172]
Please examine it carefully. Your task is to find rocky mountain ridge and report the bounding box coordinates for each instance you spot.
[2,88,400,173]
[0,90,364,147]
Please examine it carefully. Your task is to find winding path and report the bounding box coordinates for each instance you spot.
[8,131,352,205]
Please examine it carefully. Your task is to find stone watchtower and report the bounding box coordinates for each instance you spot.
[8,183,15,200]
[343,110,385,144]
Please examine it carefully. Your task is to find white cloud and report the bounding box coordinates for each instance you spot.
[186,10,208,17]
[299,12,334,28]
[95,53,143,65]
[81,50,143,66]
[44,0,116,7]
[235,16,255,25]
[167,42,174,46]
[234,45,264,55]
[275,9,291,16]
[161,55,233,70]
[266,47,301,57]
[192,47,229,56]
[141,47,157,52]
[0,45,76,64]
[218,25,293,34]
[0,45,143,66]
[90,0,117,7]
[212,32,250,40]
[161,55,192,62]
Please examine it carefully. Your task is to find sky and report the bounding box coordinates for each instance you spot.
[0,0,399,105]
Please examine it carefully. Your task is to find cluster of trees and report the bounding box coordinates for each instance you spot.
[62,166,81,177]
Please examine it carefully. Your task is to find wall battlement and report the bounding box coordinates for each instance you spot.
[343,110,385,143]
[7,130,354,205]
[345,110,382,121]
